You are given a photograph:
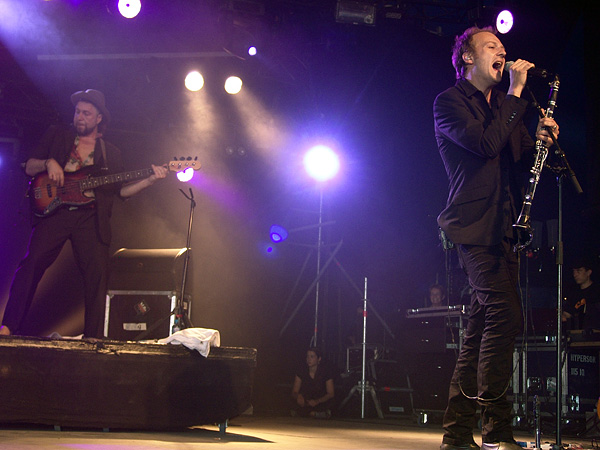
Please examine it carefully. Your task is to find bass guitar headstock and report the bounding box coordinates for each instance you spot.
[167,157,201,173]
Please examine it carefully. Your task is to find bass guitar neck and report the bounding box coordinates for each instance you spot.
[28,160,200,217]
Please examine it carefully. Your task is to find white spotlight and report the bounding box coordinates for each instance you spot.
[496,10,514,34]
[118,0,141,19]
[185,71,205,92]
[224,76,243,95]
[303,145,340,182]
[176,168,195,182]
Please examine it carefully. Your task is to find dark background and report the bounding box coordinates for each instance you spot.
[1,0,599,413]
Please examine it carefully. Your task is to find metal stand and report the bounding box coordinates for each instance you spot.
[523,81,583,446]
[339,278,384,419]
[534,395,542,450]
[279,190,395,347]
[172,188,196,332]
[311,188,325,347]
[278,188,341,345]
[549,132,582,447]
[133,188,195,340]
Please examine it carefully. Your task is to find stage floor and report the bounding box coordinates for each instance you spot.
[0,414,597,450]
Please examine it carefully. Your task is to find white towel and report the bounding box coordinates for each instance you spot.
[156,327,220,357]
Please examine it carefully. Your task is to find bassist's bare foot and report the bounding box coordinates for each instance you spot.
[0,325,11,336]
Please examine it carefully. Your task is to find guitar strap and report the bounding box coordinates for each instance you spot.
[99,138,108,172]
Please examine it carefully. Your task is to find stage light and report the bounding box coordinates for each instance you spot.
[185,71,204,92]
[176,168,195,182]
[496,10,513,34]
[269,225,289,243]
[260,242,279,258]
[335,0,376,26]
[118,0,141,19]
[224,76,243,95]
[248,46,257,56]
[303,145,340,182]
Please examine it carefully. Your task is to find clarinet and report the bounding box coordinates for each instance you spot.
[513,74,560,251]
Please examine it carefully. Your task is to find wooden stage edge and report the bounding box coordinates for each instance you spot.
[0,335,256,430]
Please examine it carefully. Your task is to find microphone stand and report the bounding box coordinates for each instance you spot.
[133,188,195,340]
[173,188,196,331]
[525,83,583,447]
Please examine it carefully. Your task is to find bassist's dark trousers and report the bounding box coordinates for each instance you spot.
[3,207,108,338]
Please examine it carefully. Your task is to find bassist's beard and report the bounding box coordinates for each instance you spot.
[75,122,96,137]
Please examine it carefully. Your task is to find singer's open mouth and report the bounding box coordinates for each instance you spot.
[492,61,503,70]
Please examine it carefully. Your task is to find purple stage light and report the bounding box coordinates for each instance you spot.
[303,145,340,182]
[118,0,141,19]
[248,46,257,56]
[496,10,513,34]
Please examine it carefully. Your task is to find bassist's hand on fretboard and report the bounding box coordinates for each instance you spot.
[148,164,169,184]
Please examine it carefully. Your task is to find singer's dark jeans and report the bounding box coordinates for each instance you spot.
[442,237,523,445]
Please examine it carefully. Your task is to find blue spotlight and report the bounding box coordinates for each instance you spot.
[259,242,279,258]
[269,225,289,243]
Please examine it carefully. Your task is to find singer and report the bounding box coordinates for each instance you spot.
[434,27,559,450]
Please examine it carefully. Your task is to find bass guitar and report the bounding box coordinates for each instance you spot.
[28,160,200,217]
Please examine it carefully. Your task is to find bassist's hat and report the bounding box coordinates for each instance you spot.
[71,89,111,124]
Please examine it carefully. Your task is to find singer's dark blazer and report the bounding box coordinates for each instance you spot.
[434,79,535,246]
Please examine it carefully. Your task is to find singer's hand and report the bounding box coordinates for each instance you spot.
[536,115,559,145]
[507,59,535,98]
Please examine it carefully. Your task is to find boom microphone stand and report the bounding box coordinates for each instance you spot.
[173,188,196,331]
[525,82,582,446]
[134,188,195,339]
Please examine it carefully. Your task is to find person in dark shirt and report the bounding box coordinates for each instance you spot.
[563,260,600,331]
[291,347,335,418]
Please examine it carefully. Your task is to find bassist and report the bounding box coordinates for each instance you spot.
[0,89,167,338]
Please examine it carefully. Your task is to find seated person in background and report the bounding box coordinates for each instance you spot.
[563,258,600,331]
[291,347,335,418]
[429,284,446,308]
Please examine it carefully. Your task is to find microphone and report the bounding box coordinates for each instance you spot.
[505,61,550,79]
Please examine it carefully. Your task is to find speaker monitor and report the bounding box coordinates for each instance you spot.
[108,248,191,293]
[105,248,192,340]
[104,291,192,340]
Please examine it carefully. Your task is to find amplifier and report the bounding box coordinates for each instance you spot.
[512,343,599,414]
[108,248,191,293]
[104,290,190,340]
